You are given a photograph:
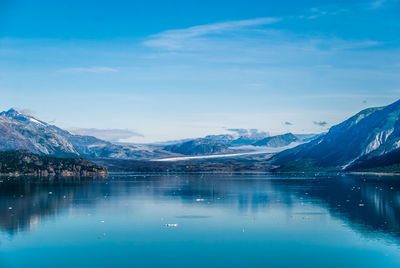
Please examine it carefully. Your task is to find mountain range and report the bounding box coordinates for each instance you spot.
[0,108,303,159]
[272,99,400,172]
[2,98,400,174]
[0,109,173,160]
[162,132,307,155]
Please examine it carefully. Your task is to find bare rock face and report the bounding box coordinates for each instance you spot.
[0,150,108,177]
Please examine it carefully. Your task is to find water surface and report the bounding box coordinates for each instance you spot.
[1,173,400,267]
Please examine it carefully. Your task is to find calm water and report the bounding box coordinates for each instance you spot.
[1,173,400,268]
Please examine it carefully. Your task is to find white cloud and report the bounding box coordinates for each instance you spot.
[369,0,387,9]
[60,66,118,73]
[68,128,143,142]
[143,15,381,55]
[16,108,36,116]
[144,17,281,50]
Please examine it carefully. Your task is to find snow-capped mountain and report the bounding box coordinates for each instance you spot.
[162,132,313,156]
[163,138,231,155]
[0,109,171,159]
[273,99,400,171]
[0,109,78,157]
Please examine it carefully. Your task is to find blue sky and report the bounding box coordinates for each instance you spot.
[0,0,399,142]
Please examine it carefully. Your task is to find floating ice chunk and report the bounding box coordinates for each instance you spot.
[164,223,178,227]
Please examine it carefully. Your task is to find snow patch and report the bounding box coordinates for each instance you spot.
[28,117,46,126]
[364,129,394,155]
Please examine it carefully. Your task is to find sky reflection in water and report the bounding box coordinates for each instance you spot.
[0,173,400,268]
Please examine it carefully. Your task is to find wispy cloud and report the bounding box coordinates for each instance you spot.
[304,8,328,19]
[369,0,387,9]
[60,66,118,73]
[143,15,381,55]
[313,121,328,127]
[226,128,269,138]
[144,17,280,50]
[68,128,143,142]
[14,108,36,116]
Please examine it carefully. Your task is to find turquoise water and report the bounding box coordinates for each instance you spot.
[0,173,400,268]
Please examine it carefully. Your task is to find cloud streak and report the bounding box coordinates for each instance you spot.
[60,66,118,73]
[369,0,387,9]
[68,128,143,142]
[313,121,328,127]
[144,17,280,50]
[226,128,269,138]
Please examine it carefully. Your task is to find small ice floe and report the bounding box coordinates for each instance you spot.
[164,223,178,227]
[48,192,53,195]
[8,207,12,210]
[100,220,105,223]
[195,198,205,202]
[359,203,365,207]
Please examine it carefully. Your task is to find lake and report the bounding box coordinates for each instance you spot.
[0,173,400,268]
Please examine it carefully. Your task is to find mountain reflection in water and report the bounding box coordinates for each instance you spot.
[0,174,400,268]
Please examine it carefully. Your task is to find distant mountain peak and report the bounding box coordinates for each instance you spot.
[253,133,300,147]
[0,108,50,127]
[0,108,21,117]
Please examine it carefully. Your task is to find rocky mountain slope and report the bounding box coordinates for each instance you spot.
[273,99,400,172]
[0,109,78,157]
[0,109,172,160]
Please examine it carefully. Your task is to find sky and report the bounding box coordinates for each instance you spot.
[0,0,399,143]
